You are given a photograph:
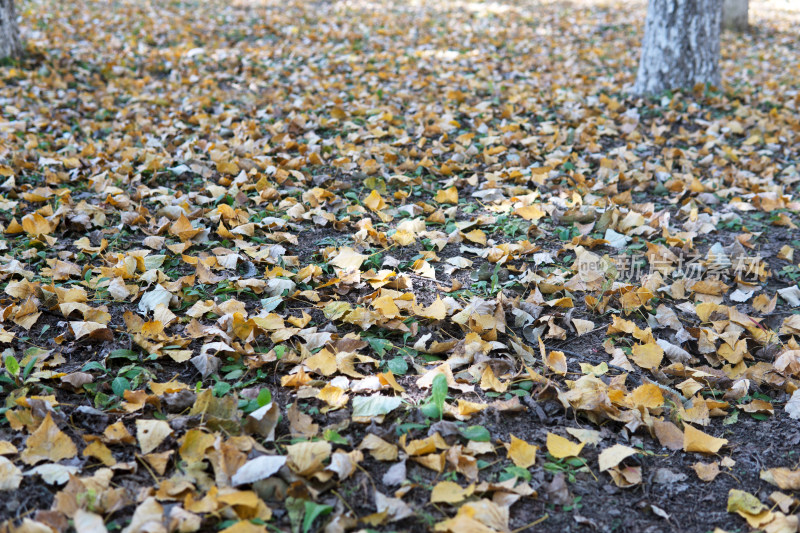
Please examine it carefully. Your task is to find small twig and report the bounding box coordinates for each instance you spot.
[331,490,356,516]
[511,513,549,533]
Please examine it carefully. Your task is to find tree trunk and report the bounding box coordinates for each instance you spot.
[632,0,722,96]
[722,0,748,31]
[0,0,22,60]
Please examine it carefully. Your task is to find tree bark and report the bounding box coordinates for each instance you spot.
[722,0,748,31]
[632,0,722,96]
[0,0,22,60]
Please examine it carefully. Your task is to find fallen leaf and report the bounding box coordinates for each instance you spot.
[693,461,721,482]
[760,468,800,491]
[507,435,538,468]
[430,480,474,504]
[598,444,637,472]
[232,455,287,486]
[136,419,173,455]
[20,413,77,465]
[0,456,22,491]
[683,424,727,454]
[546,433,585,459]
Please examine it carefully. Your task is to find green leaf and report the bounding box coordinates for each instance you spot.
[4,355,19,377]
[108,349,139,361]
[431,373,447,405]
[422,373,448,420]
[368,338,393,358]
[351,394,403,417]
[499,465,531,482]
[22,357,38,380]
[723,410,739,425]
[302,501,333,533]
[257,388,272,407]
[420,403,441,419]
[94,391,114,408]
[81,361,106,373]
[111,376,131,397]
[323,429,349,445]
[460,425,490,442]
[213,381,232,397]
[387,356,408,375]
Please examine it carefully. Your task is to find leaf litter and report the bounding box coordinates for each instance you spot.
[1,0,800,531]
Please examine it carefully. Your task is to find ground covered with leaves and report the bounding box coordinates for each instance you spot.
[1,0,800,531]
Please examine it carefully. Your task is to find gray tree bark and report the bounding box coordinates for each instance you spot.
[722,0,748,31]
[632,0,723,96]
[0,0,21,60]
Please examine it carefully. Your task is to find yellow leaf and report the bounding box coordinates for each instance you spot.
[546,350,567,375]
[20,413,77,465]
[695,302,720,322]
[21,213,51,236]
[457,399,487,418]
[373,295,401,319]
[413,297,447,320]
[430,481,474,504]
[364,190,387,211]
[753,293,777,314]
[179,429,216,463]
[316,384,348,410]
[691,279,729,296]
[507,435,538,468]
[0,441,18,455]
[480,365,507,393]
[778,245,794,262]
[434,186,458,204]
[391,229,416,246]
[414,452,446,473]
[286,441,331,477]
[148,380,189,396]
[607,316,637,335]
[136,419,173,455]
[598,444,637,472]
[628,383,664,410]
[359,434,398,461]
[83,440,116,467]
[608,465,642,488]
[683,424,727,454]
[572,318,595,335]
[579,361,608,376]
[403,436,438,456]
[412,259,437,279]
[514,205,546,221]
[727,489,772,528]
[0,457,22,491]
[630,342,663,370]
[143,450,173,476]
[330,247,368,271]
[693,461,721,482]
[546,296,573,308]
[760,468,800,490]
[378,371,405,393]
[546,433,584,459]
[463,229,486,245]
[104,421,136,445]
[565,428,602,446]
[305,349,338,376]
